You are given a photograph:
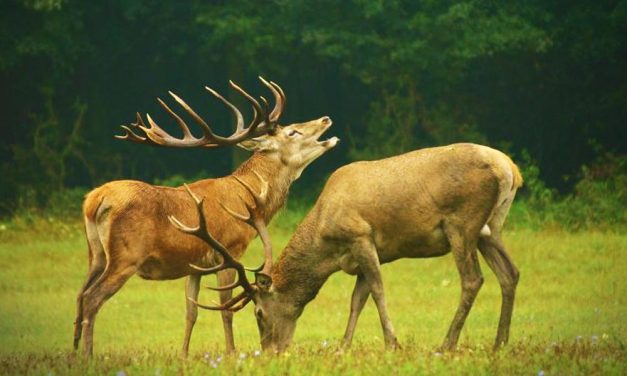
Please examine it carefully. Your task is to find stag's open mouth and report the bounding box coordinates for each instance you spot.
[316,119,340,148]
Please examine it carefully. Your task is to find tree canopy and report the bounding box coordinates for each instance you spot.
[1,0,626,215]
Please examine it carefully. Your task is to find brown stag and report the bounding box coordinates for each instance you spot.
[73,77,339,356]
[180,143,523,353]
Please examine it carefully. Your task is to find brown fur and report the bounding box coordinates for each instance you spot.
[73,116,338,356]
[248,143,523,353]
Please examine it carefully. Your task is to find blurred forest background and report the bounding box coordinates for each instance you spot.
[1,0,625,229]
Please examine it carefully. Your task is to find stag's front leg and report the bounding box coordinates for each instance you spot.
[441,226,484,351]
[217,269,237,353]
[341,274,370,348]
[349,238,400,349]
[182,274,201,357]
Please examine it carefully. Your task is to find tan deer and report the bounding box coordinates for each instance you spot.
[177,143,523,353]
[73,77,339,356]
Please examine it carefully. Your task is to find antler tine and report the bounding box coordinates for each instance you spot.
[188,262,227,274]
[156,98,194,139]
[117,79,285,148]
[260,77,285,123]
[115,113,149,142]
[228,80,266,137]
[187,289,250,312]
[226,172,273,275]
[169,184,257,296]
[205,86,245,134]
[168,91,218,142]
[231,171,268,207]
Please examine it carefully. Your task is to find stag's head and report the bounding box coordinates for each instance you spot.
[240,116,338,179]
[116,77,338,177]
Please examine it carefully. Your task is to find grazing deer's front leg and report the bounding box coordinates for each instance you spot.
[182,274,201,357]
[478,234,519,349]
[349,238,400,349]
[218,269,237,353]
[341,274,370,348]
[441,225,484,351]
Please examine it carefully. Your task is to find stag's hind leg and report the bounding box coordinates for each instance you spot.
[73,260,106,350]
[478,234,519,349]
[441,224,484,351]
[341,274,370,348]
[74,225,107,350]
[349,237,400,349]
[80,262,136,357]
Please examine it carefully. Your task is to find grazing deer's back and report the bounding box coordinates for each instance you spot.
[307,143,520,253]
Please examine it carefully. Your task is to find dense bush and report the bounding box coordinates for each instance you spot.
[509,152,626,231]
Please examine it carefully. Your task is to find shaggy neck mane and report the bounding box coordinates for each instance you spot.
[232,152,293,222]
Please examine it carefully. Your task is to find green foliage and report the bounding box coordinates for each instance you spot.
[510,151,626,231]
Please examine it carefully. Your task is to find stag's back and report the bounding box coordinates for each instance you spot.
[302,143,522,260]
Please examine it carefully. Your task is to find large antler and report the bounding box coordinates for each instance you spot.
[116,77,285,148]
[168,175,272,312]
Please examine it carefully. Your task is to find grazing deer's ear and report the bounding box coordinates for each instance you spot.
[237,137,278,152]
[255,272,273,292]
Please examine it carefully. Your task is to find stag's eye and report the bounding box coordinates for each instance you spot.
[255,308,264,320]
[287,130,301,137]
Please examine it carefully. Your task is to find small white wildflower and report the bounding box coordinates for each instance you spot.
[253,349,262,357]
[591,335,599,343]
[216,354,223,362]
[203,352,210,360]
[433,352,443,357]
[321,339,329,348]
[116,371,126,376]
[239,352,248,360]
[209,360,218,368]
[538,370,545,376]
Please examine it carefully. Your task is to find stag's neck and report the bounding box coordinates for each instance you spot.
[231,152,295,222]
[271,216,340,309]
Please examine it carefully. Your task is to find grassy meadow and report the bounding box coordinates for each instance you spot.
[0,210,625,375]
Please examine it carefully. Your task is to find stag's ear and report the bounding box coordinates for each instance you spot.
[237,136,278,152]
[255,272,273,292]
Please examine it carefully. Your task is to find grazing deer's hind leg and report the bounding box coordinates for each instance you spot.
[349,238,400,349]
[218,269,237,353]
[182,274,201,357]
[441,225,483,351]
[80,262,136,357]
[341,274,370,348]
[478,234,519,349]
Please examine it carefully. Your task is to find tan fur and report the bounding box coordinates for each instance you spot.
[248,143,523,352]
[74,116,338,356]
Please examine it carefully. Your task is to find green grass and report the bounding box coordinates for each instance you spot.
[0,214,625,375]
